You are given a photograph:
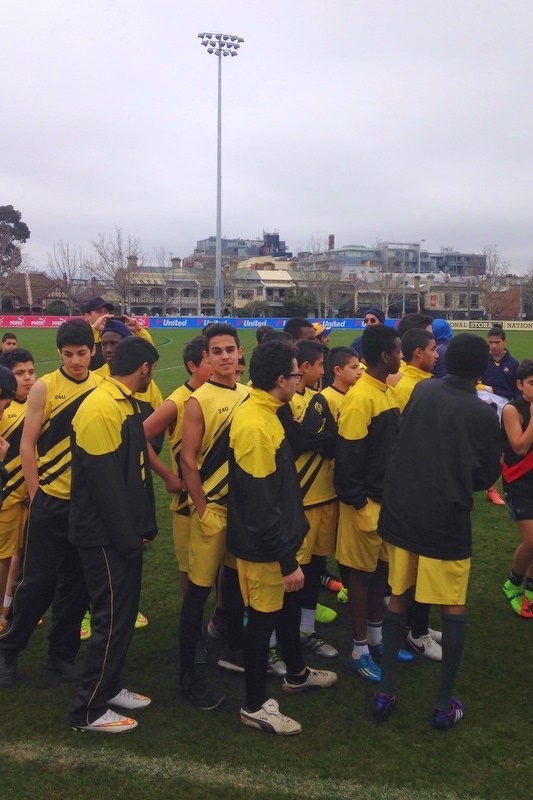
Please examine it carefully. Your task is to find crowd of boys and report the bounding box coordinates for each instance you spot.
[0,303,528,737]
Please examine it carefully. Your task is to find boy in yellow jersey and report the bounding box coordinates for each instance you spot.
[229,340,337,736]
[285,339,338,658]
[0,349,36,630]
[394,329,438,413]
[143,336,212,597]
[69,337,159,734]
[0,320,100,689]
[179,323,250,710]
[335,324,413,683]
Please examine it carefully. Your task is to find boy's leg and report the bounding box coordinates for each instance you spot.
[436,607,467,711]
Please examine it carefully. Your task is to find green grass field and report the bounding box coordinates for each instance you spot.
[3,327,533,800]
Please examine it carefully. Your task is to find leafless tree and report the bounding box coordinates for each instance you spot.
[470,244,510,320]
[87,226,144,312]
[47,241,90,314]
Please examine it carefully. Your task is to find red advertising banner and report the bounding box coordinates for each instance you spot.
[0,316,151,329]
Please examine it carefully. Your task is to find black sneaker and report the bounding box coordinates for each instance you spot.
[0,654,16,688]
[217,649,245,674]
[180,674,225,710]
[195,641,209,665]
[44,656,81,685]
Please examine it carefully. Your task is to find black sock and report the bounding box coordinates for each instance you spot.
[510,570,524,586]
[436,612,467,711]
[379,609,406,697]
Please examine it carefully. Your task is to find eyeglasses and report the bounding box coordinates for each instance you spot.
[285,372,303,383]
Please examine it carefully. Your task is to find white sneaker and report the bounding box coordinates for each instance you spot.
[282,668,338,693]
[428,627,443,643]
[108,688,151,709]
[406,631,442,662]
[73,708,138,734]
[240,698,302,735]
[267,645,287,677]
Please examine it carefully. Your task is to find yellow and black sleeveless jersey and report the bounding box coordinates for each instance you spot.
[318,384,349,425]
[0,397,29,508]
[288,387,336,508]
[190,380,250,508]
[38,368,102,500]
[228,388,308,575]
[69,376,156,553]
[335,371,399,509]
[166,382,194,515]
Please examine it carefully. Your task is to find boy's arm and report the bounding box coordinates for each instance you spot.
[20,379,47,501]
[143,400,183,492]
[502,402,533,457]
[180,397,207,516]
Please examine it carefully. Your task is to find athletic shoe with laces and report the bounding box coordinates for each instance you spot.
[371,691,396,721]
[80,612,91,641]
[0,654,16,688]
[337,587,348,604]
[108,688,151,710]
[315,603,337,624]
[432,697,465,730]
[319,574,343,593]
[502,580,533,618]
[282,667,337,693]
[406,631,442,661]
[369,642,414,662]
[73,708,138,734]
[349,652,381,682]
[180,674,225,710]
[428,628,442,643]
[206,616,228,641]
[240,698,302,735]
[267,645,287,676]
[486,488,505,505]
[135,611,148,629]
[300,631,338,658]
[217,648,245,673]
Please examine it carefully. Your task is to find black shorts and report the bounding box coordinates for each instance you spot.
[504,480,533,521]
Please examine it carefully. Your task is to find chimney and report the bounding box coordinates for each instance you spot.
[328,234,335,250]
[127,255,138,271]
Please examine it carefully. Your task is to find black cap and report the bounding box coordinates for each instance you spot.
[81,296,114,314]
[444,333,489,380]
[0,365,18,399]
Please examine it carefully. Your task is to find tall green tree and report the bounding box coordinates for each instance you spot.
[0,205,30,276]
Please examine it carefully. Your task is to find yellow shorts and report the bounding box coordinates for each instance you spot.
[0,502,28,559]
[387,544,471,606]
[236,559,285,613]
[171,511,191,573]
[297,501,339,564]
[188,506,236,587]
[336,500,388,572]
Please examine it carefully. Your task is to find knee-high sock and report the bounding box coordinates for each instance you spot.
[436,612,467,711]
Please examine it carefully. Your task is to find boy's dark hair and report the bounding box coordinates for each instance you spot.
[325,346,357,385]
[488,323,506,340]
[0,348,34,370]
[110,337,159,376]
[283,317,315,341]
[56,319,94,350]
[183,336,207,374]
[261,329,293,343]
[204,322,240,348]
[517,359,533,382]
[250,341,295,391]
[362,324,399,367]
[2,332,17,343]
[256,324,273,344]
[401,329,435,362]
[397,313,433,339]
[295,339,325,367]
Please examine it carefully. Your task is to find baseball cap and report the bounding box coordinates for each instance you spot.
[0,365,18,398]
[81,296,114,314]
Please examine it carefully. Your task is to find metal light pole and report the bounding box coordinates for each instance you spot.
[198,32,244,316]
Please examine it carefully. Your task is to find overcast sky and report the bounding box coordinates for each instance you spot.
[3,1,533,272]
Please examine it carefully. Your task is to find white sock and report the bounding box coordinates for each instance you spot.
[3,595,12,609]
[300,607,316,634]
[269,631,277,647]
[352,640,369,659]
[367,620,382,646]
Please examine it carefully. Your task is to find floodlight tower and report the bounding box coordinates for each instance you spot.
[198,32,245,316]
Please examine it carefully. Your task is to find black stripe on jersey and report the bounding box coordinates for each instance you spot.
[205,475,229,504]
[298,453,327,500]
[200,426,230,483]
[38,390,95,456]
[39,460,73,487]
[2,473,25,501]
